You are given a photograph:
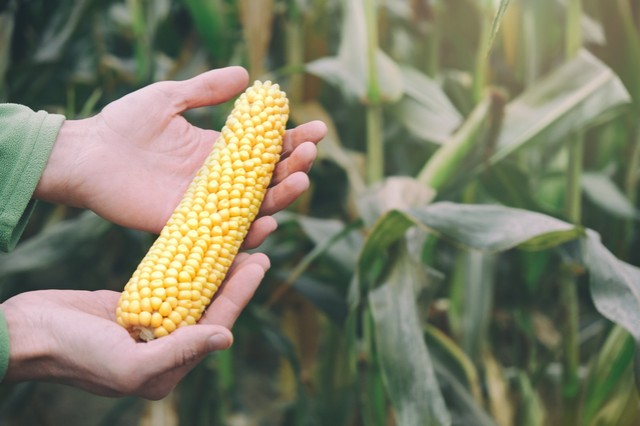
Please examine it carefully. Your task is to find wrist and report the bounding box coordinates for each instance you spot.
[1,294,56,383]
[33,119,92,209]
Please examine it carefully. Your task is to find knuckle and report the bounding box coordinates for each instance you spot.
[176,346,198,368]
[152,81,182,110]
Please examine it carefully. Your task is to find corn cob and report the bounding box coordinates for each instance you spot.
[116,80,289,341]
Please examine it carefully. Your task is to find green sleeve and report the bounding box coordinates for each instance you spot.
[0,308,8,381]
[0,103,65,253]
[0,103,65,382]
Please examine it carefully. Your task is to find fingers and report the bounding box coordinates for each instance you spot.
[200,253,270,329]
[258,172,309,217]
[281,120,327,159]
[119,323,231,400]
[226,252,252,276]
[227,253,271,280]
[123,254,270,384]
[94,290,124,322]
[271,142,317,186]
[135,323,232,379]
[168,67,250,113]
[241,216,277,250]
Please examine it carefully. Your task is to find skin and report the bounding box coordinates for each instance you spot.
[1,67,327,399]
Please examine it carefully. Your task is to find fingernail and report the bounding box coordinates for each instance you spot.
[208,334,229,351]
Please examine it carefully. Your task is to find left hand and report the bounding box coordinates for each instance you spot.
[34,66,327,249]
[2,253,270,399]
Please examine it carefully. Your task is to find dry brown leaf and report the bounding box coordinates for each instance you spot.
[484,350,514,426]
[239,0,275,79]
[532,311,561,349]
[138,392,178,426]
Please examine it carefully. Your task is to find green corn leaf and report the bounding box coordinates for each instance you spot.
[77,87,103,119]
[518,228,586,251]
[33,0,93,62]
[394,66,463,145]
[582,230,640,355]
[429,354,498,426]
[418,94,492,191]
[361,306,387,426]
[296,216,364,272]
[481,162,559,216]
[582,172,640,220]
[0,211,112,278]
[515,372,546,426]
[356,201,582,298]
[581,11,606,46]
[357,177,435,228]
[585,361,639,426]
[581,325,635,425]
[486,0,511,55]
[290,274,349,324]
[457,49,631,182]
[424,324,483,403]
[403,203,579,252]
[306,0,403,103]
[290,102,367,194]
[251,306,309,425]
[369,247,451,426]
[449,250,496,364]
[182,0,227,60]
[313,320,356,426]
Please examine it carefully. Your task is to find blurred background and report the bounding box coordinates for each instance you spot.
[2,0,640,425]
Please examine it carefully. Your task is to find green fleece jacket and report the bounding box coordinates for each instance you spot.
[0,103,65,381]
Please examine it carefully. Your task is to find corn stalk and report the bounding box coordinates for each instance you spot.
[364,0,384,184]
[561,0,583,414]
[426,0,443,78]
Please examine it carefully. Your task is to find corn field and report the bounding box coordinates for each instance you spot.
[4,0,640,424]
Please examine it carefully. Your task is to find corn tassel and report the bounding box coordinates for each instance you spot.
[116,80,289,341]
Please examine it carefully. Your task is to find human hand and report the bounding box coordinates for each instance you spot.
[34,67,327,249]
[1,252,269,399]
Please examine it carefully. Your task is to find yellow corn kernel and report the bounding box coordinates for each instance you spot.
[154,326,169,338]
[168,311,182,325]
[140,298,152,312]
[151,312,163,328]
[128,313,139,326]
[117,80,288,341]
[158,301,172,317]
[175,307,189,318]
[163,318,177,333]
[139,311,152,327]
[129,300,141,314]
[150,297,162,311]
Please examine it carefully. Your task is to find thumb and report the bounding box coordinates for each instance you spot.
[171,66,249,113]
[138,324,233,374]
